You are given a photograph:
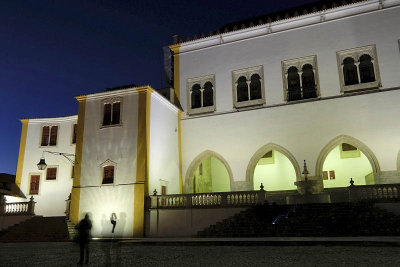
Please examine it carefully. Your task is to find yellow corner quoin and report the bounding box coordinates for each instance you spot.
[15,119,29,188]
[134,87,153,236]
[178,111,183,193]
[169,44,181,102]
[70,95,87,224]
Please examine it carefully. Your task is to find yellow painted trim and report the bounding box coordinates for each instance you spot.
[134,88,152,236]
[133,183,144,237]
[15,119,29,188]
[70,96,86,224]
[178,111,183,193]
[169,44,181,102]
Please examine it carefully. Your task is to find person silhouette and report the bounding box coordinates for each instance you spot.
[77,213,92,265]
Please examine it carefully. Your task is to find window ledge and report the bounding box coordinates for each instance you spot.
[100,123,122,129]
[342,81,380,93]
[187,105,215,116]
[234,98,265,109]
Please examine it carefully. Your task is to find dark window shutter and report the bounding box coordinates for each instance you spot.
[102,166,114,184]
[112,102,120,124]
[46,167,57,180]
[50,126,58,146]
[72,124,77,144]
[103,104,112,125]
[41,126,50,146]
[30,175,40,195]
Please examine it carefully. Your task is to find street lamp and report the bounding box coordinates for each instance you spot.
[37,151,75,170]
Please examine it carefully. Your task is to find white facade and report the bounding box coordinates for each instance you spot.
[13,116,77,216]
[177,1,400,191]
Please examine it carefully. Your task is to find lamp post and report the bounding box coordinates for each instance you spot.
[37,151,75,170]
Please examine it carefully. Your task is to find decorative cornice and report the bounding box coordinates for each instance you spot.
[22,115,78,124]
[76,85,155,101]
[176,0,400,54]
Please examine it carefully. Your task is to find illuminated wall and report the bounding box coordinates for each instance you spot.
[12,116,76,216]
[148,93,180,195]
[322,145,373,188]
[253,150,297,191]
[192,156,230,193]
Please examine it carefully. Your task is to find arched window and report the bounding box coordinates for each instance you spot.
[250,74,262,100]
[359,54,375,83]
[237,76,248,102]
[287,66,301,101]
[343,57,358,86]
[102,165,114,184]
[191,84,201,109]
[203,82,213,107]
[302,64,317,99]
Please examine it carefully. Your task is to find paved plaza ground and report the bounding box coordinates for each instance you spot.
[1,240,400,266]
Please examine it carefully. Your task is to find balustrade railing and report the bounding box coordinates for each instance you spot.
[148,190,266,209]
[349,184,400,201]
[0,196,35,216]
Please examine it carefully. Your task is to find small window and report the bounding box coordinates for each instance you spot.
[41,126,58,146]
[46,167,57,180]
[258,150,274,165]
[282,55,319,102]
[102,101,121,126]
[337,45,381,93]
[161,185,167,195]
[72,124,77,144]
[29,175,40,195]
[340,143,360,158]
[187,74,216,115]
[71,165,75,179]
[102,166,114,184]
[232,65,265,108]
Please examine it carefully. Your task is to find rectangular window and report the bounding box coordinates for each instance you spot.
[161,185,167,195]
[29,175,40,195]
[46,167,57,180]
[72,124,77,144]
[71,165,75,179]
[112,102,120,124]
[102,166,114,184]
[41,126,58,146]
[41,126,50,146]
[49,126,58,146]
[102,102,121,126]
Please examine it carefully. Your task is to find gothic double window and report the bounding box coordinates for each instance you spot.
[187,74,216,115]
[232,65,265,108]
[282,56,320,102]
[337,45,381,93]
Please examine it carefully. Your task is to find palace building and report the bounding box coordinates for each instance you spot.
[7,0,400,237]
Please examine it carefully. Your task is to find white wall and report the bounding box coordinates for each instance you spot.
[181,90,400,187]
[149,93,180,195]
[16,116,76,216]
[78,91,140,237]
[179,5,400,114]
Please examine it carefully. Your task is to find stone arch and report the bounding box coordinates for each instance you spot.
[315,135,380,178]
[246,143,301,187]
[184,150,233,193]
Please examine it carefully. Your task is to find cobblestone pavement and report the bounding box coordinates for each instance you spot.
[1,242,400,267]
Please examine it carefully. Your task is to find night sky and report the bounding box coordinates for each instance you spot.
[0,0,319,175]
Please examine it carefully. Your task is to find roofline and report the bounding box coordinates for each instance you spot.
[20,115,78,123]
[75,85,155,101]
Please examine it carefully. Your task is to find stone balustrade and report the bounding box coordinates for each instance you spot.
[349,183,400,201]
[0,196,35,216]
[148,190,266,209]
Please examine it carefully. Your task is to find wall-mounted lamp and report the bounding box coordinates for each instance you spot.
[37,151,75,170]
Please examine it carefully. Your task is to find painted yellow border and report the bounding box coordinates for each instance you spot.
[134,88,153,237]
[70,96,86,224]
[169,44,181,102]
[178,111,183,193]
[15,119,29,188]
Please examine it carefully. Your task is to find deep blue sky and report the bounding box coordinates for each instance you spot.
[0,0,319,175]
